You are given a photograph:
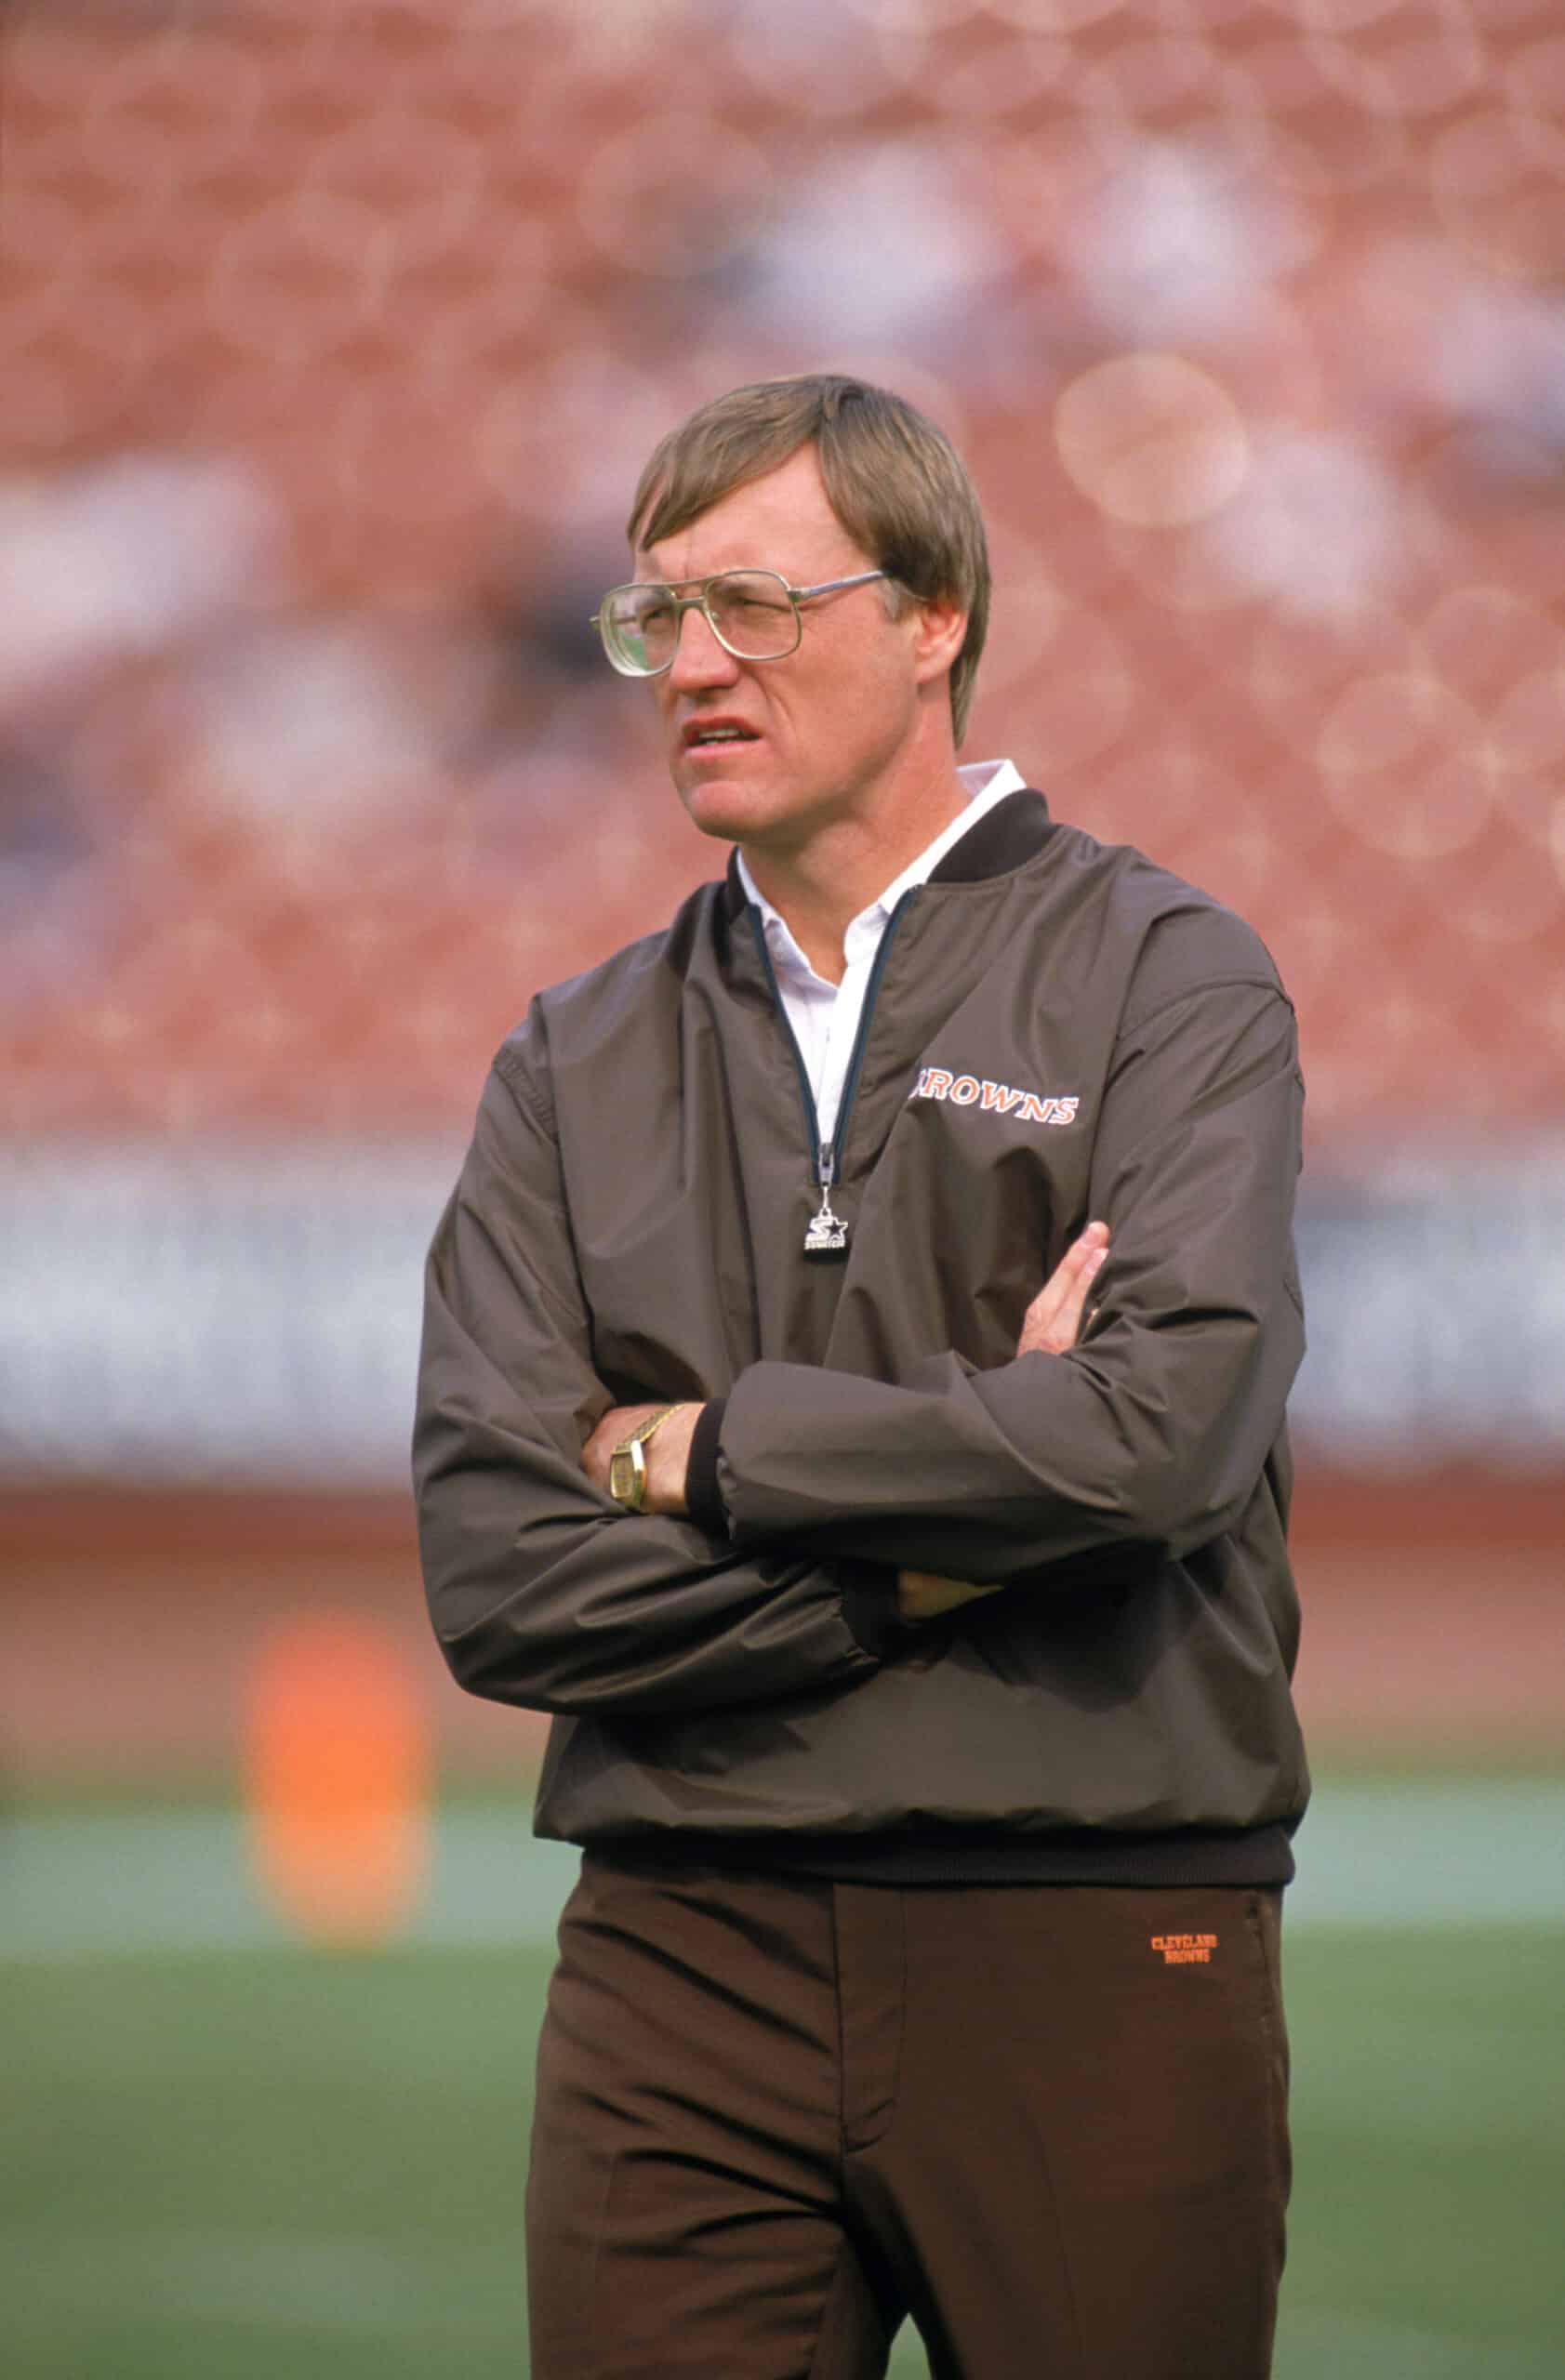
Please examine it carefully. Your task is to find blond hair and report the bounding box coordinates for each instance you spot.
[627,374,990,743]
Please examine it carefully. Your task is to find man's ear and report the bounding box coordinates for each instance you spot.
[909,593,968,691]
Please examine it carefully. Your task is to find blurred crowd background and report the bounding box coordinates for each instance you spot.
[3,0,1562,1801]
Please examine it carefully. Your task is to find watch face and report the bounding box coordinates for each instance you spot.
[609,1448,640,1507]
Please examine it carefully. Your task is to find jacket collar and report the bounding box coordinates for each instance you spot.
[927,787,1054,883]
[721,787,1054,919]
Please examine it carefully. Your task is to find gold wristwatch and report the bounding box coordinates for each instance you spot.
[607,1406,682,1512]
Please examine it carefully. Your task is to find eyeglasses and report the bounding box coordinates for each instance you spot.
[590,568,889,677]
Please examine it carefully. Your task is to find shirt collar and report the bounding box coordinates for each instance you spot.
[737,759,1028,987]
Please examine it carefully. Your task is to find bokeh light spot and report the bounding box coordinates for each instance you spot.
[1430,107,1565,279]
[1054,352,1250,527]
[1319,672,1494,858]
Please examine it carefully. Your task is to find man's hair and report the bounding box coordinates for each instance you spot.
[627,374,991,744]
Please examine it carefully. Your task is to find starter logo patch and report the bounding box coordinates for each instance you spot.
[911,1068,1079,1126]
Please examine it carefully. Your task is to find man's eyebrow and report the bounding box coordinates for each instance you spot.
[634,566,778,590]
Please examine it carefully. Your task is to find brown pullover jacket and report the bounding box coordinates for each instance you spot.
[414,789,1310,1886]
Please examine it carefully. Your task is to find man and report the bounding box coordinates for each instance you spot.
[414,374,1306,2379]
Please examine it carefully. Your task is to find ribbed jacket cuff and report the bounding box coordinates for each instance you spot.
[684,1398,729,1536]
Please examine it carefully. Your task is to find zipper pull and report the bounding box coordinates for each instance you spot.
[802,1140,850,1259]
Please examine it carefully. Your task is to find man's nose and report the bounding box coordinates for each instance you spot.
[667,602,740,690]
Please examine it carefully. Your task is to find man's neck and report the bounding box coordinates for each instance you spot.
[741,774,970,985]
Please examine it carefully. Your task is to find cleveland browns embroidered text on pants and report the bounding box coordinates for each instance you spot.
[526,1858,1292,2380]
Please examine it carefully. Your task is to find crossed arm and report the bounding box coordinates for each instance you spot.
[581,1221,1110,1621]
[417,952,1303,1718]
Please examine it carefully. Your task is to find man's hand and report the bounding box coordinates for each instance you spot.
[582,1401,699,1516]
[1016,1217,1108,1356]
[895,1220,1109,1623]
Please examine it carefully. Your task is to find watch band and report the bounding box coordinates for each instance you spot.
[607,1405,681,1512]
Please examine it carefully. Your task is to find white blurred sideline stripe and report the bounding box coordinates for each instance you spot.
[3,2230,515,2331]
[1276,2315,1558,2380]
[2,1781,1561,1963]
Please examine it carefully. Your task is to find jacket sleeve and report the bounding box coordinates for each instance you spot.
[412,1049,891,1717]
[710,963,1306,1584]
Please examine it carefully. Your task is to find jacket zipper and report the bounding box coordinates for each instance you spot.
[746,891,917,1259]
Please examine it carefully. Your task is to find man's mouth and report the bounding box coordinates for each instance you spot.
[683,721,759,749]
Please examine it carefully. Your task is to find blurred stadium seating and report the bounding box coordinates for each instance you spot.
[6,0,1565,1140]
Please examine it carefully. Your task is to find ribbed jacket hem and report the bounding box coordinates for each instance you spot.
[570,1821,1298,1890]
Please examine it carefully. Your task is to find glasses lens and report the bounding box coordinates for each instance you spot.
[706,572,798,661]
[602,585,679,675]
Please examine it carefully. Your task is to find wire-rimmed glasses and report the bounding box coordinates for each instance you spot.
[590,568,888,678]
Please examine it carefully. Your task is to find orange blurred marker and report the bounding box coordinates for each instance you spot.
[245,1614,430,1950]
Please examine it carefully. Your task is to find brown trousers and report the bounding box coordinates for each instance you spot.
[526,1857,1291,2380]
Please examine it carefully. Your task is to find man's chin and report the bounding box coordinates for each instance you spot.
[676,774,773,843]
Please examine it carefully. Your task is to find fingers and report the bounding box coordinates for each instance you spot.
[896,1569,1002,1623]
[1016,1220,1109,1358]
[580,1409,623,1492]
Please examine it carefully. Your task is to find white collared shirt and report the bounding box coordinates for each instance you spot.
[736,758,1028,1151]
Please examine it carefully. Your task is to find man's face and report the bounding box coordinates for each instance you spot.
[633,445,943,857]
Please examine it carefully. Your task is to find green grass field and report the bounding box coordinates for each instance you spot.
[6,1782,1563,2378]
